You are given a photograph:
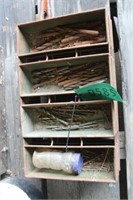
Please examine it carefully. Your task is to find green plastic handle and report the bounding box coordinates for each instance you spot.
[75,83,123,102]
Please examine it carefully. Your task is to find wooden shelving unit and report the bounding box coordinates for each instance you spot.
[17,8,120,182]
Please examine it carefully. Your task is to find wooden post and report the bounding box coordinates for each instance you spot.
[117,1,133,199]
[0,47,7,176]
[0,0,35,176]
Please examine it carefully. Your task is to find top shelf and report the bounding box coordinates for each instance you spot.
[17,8,110,55]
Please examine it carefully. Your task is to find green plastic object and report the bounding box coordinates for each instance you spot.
[75,83,123,102]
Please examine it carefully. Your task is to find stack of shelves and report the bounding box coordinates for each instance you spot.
[17,8,120,182]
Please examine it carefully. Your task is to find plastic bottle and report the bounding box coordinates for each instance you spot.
[32,149,83,175]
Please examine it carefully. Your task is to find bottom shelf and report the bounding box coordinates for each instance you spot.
[27,169,114,183]
[24,146,118,182]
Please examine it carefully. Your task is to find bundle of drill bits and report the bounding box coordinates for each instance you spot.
[28,20,106,52]
[31,61,109,91]
[34,104,112,131]
[82,148,114,172]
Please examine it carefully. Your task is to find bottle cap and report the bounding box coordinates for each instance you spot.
[71,153,83,175]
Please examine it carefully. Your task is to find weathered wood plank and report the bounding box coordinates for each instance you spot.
[117,1,133,200]
[47,0,110,17]
[48,180,120,199]
[0,47,7,176]
[0,0,44,193]
[0,0,35,176]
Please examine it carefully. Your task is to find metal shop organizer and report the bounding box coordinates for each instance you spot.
[17,8,120,182]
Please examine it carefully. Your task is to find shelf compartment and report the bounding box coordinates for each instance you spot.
[24,146,118,182]
[19,44,108,64]
[19,54,109,95]
[24,137,114,148]
[21,93,108,107]
[21,92,76,105]
[21,102,113,137]
[17,8,109,55]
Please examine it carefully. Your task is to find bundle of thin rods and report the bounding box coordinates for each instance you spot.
[29,20,106,51]
[82,148,114,172]
[34,104,112,131]
[31,61,109,91]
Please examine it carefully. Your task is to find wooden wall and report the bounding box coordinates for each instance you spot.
[0,0,35,176]
[0,47,7,175]
[117,1,133,200]
[0,0,128,199]
[47,0,109,17]
[0,0,43,192]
